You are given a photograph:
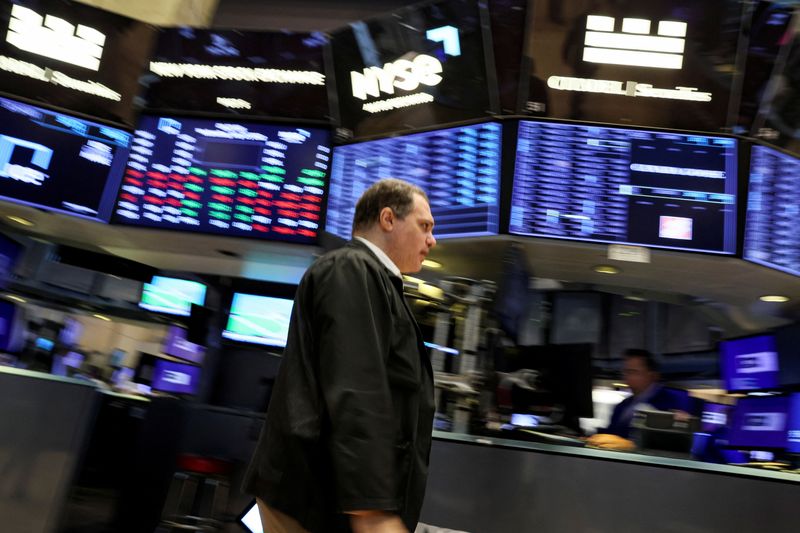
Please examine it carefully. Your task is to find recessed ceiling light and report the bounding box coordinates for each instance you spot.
[593,265,620,274]
[760,295,790,303]
[5,294,26,303]
[422,259,442,269]
[93,314,111,321]
[7,215,33,226]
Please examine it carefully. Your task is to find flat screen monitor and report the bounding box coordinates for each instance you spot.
[0,96,131,220]
[58,317,83,346]
[222,293,293,347]
[151,358,201,395]
[139,276,207,317]
[727,395,789,450]
[144,28,329,120]
[112,115,331,243]
[509,121,738,254]
[326,122,502,239]
[743,144,800,277]
[0,0,156,126]
[700,401,732,433]
[162,325,205,364]
[720,334,780,393]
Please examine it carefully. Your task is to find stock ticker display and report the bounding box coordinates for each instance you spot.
[326,122,501,239]
[112,116,330,243]
[744,145,800,277]
[509,121,738,254]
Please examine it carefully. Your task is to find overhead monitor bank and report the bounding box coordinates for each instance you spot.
[509,120,739,254]
[744,143,800,277]
[326,121,502,240]
[0,95,131,221]
[0,0,155,126]
[112,115,331,244]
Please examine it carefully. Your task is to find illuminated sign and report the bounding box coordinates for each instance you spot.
[6,5,105,71]
[350,54,443,100]
[546,76,712,102]
[148,61,325,85]
[583,15,686,69]
[0,135,53,185]
[736,351,779,374]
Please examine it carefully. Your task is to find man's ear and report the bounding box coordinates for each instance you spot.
[378,207,394,231]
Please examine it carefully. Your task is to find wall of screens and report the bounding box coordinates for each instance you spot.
[508,120,739,254]
[326,122,502,240]
[744,144,800,277]
[112,115,330,243]
[0,96,131,221]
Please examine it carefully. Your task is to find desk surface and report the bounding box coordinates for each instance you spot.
[433,430,800,484]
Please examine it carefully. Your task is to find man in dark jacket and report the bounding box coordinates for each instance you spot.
[243,179,437,533]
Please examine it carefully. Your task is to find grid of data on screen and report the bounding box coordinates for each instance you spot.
[326,123,502,239]
[509,121,738,254]
[744,145,800,277]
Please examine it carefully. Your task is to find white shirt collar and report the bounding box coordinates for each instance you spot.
[355,236,401,278]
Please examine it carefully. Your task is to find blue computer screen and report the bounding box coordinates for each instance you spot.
[788,393,800,454]
[509,121,738,253]
[720,334,780,392]
[0,96,131,221]
[113,115,330,243]
[744,144,800,277]
[326,122,502,239]
[728,395,789,450]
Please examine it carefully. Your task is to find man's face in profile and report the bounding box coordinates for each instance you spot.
[388,193,436,273]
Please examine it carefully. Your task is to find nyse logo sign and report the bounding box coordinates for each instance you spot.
[6,5,106,71]
[350,54,443,100]
[163,370,191,386]
[583,15,687,70]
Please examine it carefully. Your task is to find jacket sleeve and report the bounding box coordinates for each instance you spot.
[314,256,400,512]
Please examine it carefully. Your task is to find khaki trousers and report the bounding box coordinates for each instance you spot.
[256,498,311,533]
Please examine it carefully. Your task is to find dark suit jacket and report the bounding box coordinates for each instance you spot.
[243,240,435,532]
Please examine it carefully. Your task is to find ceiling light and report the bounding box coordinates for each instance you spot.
[760,295,790,303]
[7,215,33,226]
[93,314,111,321]
[593,265,620,274]
[5,294,26,303]
[422,259,442,269]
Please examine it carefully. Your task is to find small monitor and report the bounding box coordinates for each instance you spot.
[34,337,55,352]
[787,393,800,454]
[139,276,207,316]
[222,293,293,347]
[700,402,732,433]
[727,395,789,450]
[151,359,201,395]
[162,325,205,364]
[58,317,83,346]
[720,334,780,392]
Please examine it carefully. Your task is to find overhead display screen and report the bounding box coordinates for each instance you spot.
[329,0,497,139]
[0,95,131,221]
[744,144,800,276]
[139,276,206,317]
[112,116,331,243]
[0,0,156,126]
[142,27,329,120]
[509,120,738,254]
[326,122,501,239]
[521,0,744,131]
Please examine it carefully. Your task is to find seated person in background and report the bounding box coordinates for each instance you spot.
[587,349,689,450]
